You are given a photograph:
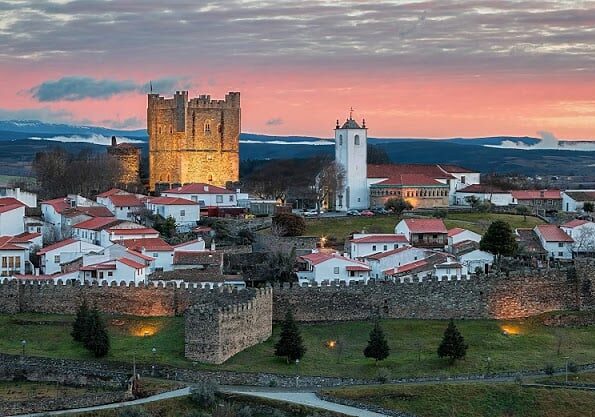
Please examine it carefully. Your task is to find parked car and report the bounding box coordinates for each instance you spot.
[373,208,389,215]
[346,209,361,216]
[360,210,375,217]
[303,209,324,217]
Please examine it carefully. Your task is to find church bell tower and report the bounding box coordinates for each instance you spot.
[334,110,368,211]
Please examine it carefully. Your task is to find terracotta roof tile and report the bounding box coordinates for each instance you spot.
[120,238,172,252]
[351,234,408,244]
[403,218,447,233]
[37,238,78,255]
[562,219,591,228]
[368,164,456,180]
[173,250,221,265]
[511,189,561,200]
[535,225,573,242]
[365,246,414,260]
[457,184,509,194]
[74,217,120,231]
[148,196,199,205]
[96,188,126,198]
[109,194,144,207]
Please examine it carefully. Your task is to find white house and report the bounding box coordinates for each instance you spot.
[395,218,448,249]
[0,187,37,208]
[146,197,200,231]
[457,248,494,274]
[454,184,513,207]
[71,217,121,245]
[334,114,369,211]
[161,183,247,207]
[80,257,147,284]
[447,228,482,247]
[350,234,409,258]
[101,193,144,220]
[120,237,174,272]
[561,219,595,254]
[173,238,207,252]
[0,236,27,277]
[364,246,427,280]
[534,224,574,260]
[41,196,113,241]
[99,226,160,247]
[37,239,104,275]
[0,197,25,236]
[297,251,371,284]
[439,165,481,204]
[562,190,595,212]
[434,259,465,279]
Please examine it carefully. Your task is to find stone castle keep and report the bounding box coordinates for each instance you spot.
[147,91,240,191]
[107,136,140,186]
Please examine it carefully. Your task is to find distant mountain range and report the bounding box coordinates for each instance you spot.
[0,120,593,177]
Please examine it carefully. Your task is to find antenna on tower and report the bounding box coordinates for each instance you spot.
[349,106,354,120]
[149,81,153,94]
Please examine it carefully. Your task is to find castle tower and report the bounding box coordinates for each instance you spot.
[147,91,240,192]
[334,111,368,211]
[107,136,141,187]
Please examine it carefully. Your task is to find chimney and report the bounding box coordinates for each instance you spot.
[111,136,117,147]
[210,239,216,251]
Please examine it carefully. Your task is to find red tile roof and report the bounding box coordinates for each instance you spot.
[345,265,371,271]
[174,239,205,248]
[562,219,591,228]
[373,174,444,187]
[535,225,574,242]
[403,218,447,233]
[438,164,476,174]
[300,252,368,266]
[109,194,144,207]
[74,217,120,231]
[0,197,25,214]
[365,246,414,260]
[125,249,155,261]
[173,250,221,265]
[0,236,26,251]
[10,232,42,243]
[148,196,199,205]
[447,228,466,237]
[120,238,172,252]
[165,183,234,195]
[368,164,456,180]
[41,198,70,213]
[37,238,79,255]
[81,261,116,271]
[384,259,429,275]
[75,206,115,217]
[118,257,146,269]
[351,234,408,244]
[457,184,509,194]
[96,188,126,198]
[107,227,159,236]
[511,189,561,200]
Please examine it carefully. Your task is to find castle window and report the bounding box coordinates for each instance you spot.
[169,127,173,134]
[158,127,162,134]
[208,174,213,182]
[207,154,213,161]
[204,120,211,134]
[354,135,360,145]
[217,123,222,133]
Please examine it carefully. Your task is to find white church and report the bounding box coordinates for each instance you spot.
[333,113,480,211]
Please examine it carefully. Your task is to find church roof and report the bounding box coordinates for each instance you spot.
[340,118,361,129]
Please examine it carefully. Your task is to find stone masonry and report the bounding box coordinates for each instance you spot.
[148,91,240,191]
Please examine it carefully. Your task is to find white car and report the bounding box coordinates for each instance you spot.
[303,209,324,217]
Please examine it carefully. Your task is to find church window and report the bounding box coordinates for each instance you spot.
[339,135,343,146]
[354,135,360,145]
[204,120,211,134]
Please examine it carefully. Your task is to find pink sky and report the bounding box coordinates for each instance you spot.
[1,1,594,140]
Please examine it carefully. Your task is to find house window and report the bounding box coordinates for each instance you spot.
[153,253,158,257]
[108,272,113,277]
[333,267,340,274]
[372,245,377,251]
[461,176,466,184]
[229,195,234,202]
[354,135,360,145]
[216,195,223,203]
[54,255,60,263]
[558,242,563,247]
[383,245,388,250]
[558,252,563,257]
[180,209,186,217]
[394,244,398,249]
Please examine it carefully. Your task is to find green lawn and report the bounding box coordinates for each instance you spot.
[0,174,34,186]
[2,313,595,380]
[323,383,595,417]
[304,212,544,243]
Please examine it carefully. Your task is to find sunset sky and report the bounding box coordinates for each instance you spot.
[1,0,594,139]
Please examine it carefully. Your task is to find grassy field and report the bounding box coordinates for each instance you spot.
[2,313,594,380]
[323,383,595,417]
[304,212,544,242]
[0,174,34,186]
[0,381,94,401]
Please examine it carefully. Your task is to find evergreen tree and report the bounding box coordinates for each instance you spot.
[363,321,390,363]
[71,299,90,342]
[274,309,306,362]
[437,319,468,363]
[479,220,518,258]
[84,307,110,358]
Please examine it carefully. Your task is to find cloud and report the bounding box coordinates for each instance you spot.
[99,117,144,129]
[266,118,284,126]
[29,76,190,102]
[29,134,144,146]
[0,106,73,122]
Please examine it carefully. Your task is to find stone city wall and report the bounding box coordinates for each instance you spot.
[185,287,273,364]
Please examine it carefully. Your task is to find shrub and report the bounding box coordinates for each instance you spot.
[544,363,555,376]
[433,209,448,219]
[272,213,306,237]
[268,379,278,388]
[237,406,253,417]
[212,403,237,417]
[190,381,217,409]
[568,362,578,373]
[375,367,391,383]
[384,198,412,214]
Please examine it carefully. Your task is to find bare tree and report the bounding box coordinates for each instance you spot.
[314,161,346,213]
[573,225,595,254]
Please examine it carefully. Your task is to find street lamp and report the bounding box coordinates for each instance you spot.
[295,359,300,388]
[21,339,26,357]
[564,356,570,383]
[486,356,492,375]
[151,347,157,376]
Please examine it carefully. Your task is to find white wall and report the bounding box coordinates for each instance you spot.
[161,191,239,207]
[351,240,408,258]
[458,250,494,274]
[174,239,206,252]
[394,221,411,240]
[40,241,103,274]
[0,249,26,276]
[454,192,513,207]
[0,206,25,236]
[335,125,368,210]
[0,188,37,208]
[366,247,426,279]
[147,203,200,231]
[448,229,482,246]
[298,257,370,283]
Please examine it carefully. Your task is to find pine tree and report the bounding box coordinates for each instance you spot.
[274,309,306,362]
[479,220,518,258]
[364,320,390,363]
[83,307,110,358]
[437,319,468,364]
[71,299,90,342]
